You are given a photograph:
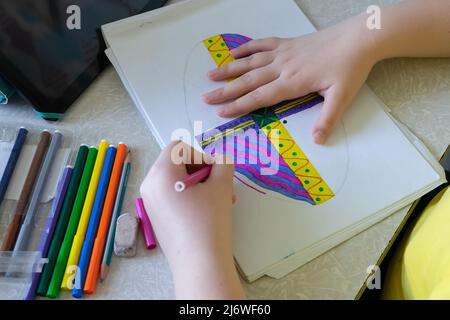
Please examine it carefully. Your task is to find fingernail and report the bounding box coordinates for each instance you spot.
[217,107,227,117]
[203,94,213,103]
[208,69,218,78]
[203,153,215,165]
[314,131,327,145]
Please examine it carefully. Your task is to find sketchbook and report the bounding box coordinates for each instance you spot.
[102,0,446,281]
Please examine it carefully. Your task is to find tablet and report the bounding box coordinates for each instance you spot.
[0,0,168,120]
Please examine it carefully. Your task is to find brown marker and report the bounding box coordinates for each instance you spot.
[1,130,51,251]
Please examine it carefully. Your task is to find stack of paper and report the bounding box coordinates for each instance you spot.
[101,0,445,281]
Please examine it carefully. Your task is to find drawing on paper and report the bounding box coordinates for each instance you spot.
[197,34,335,205]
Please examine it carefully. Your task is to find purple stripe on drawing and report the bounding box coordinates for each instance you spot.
[197,114,257,148]
[222,34,252,49]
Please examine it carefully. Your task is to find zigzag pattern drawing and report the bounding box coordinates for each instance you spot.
[198,34,334,205]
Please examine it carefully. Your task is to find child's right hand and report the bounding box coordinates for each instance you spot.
[140,142,245,299]
[203,14,378,145]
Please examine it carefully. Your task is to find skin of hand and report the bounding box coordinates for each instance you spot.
[140,141,245,300]
[203,0,450,145]
[203,22,375,145]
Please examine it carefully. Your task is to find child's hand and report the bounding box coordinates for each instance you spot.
[140,142,245,299]
[203,18,377,144]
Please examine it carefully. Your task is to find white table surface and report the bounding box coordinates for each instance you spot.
[1,0,449,299]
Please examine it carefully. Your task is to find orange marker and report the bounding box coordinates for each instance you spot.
[84,143,127,294]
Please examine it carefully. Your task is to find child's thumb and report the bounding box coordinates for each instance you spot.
[313,86,350,145]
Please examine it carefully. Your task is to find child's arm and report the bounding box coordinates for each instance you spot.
[203,0,450,145]
[140,142,245,300]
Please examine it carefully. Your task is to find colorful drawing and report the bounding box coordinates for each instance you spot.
[198,34,334,205]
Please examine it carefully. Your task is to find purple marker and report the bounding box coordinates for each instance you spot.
[25,166,73,300]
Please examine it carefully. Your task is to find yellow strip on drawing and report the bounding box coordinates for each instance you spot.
[203,34,334,205]
[204,35,235,67]
[262,121,334,204]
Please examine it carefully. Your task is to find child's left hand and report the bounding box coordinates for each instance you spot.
[203,16,377,144]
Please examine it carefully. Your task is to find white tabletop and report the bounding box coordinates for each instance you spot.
[1,0,449,299]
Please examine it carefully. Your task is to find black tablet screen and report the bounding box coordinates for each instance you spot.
[0,0,167,118]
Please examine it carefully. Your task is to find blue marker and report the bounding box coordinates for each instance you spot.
[0,127,28,210]
[72,145,116,298]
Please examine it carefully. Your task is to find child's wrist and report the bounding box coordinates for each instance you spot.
[347,13,385,66]
[170,249,238,290]
[168,241,234,274]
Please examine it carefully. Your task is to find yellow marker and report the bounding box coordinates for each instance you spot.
[61,140,109,290]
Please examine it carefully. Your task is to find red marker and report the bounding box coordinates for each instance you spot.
[174,165,213,192]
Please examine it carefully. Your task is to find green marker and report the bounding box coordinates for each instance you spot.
[46,147,98,298]
[37,145,89,296]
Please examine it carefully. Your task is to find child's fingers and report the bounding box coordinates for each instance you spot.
[209,161,235,186]
[185,147,215,174]
[217,78,287,117]
[230,37,281,58]
[152,141,207,176]
[204,65,277,104]
[141,141,187,196]
[201,157,235,204]
[313,86,351,145]
[171,141,214,169]
[151,141,190,176]
[208,53,273,81]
